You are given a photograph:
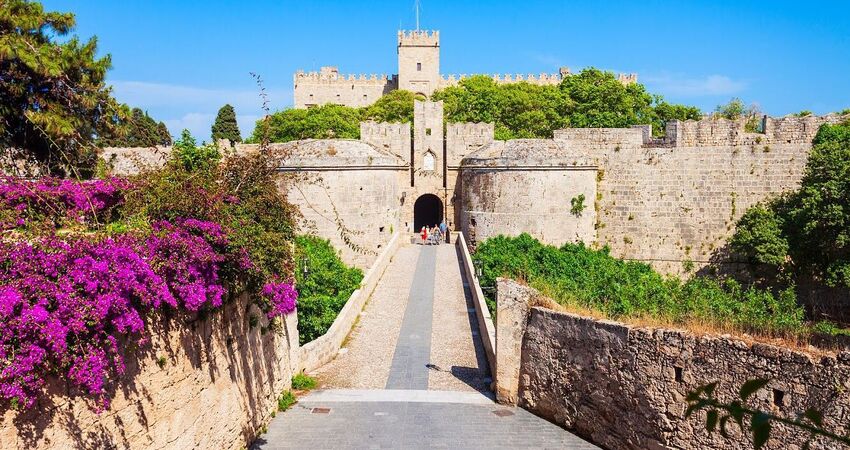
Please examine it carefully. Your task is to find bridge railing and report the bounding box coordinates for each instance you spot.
[455,232,497,375]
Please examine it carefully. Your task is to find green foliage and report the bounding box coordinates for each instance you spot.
[98,107,171,147]
[250,104,361,143]
[172,129,221,172]
[795,110,813,117]
[729,203,789,267]
[714,97,762,132]
[277,391,296,411]
[291,373,317,391]
[211,104,242,143]
[570,194,586,216]
[433,75,569,140]
[0,0,123,175]
[473,234,806,336]
[123,140,297,293]
[731,121,850,287]
[432,69,701,139]
[294,235,363,344]
[361,90,415,124]
[687,379,850,448]
[652,99,703,135]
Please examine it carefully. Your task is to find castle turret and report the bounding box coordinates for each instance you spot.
[398,30,440,97]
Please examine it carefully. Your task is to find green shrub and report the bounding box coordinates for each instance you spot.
[172,129,221,172]
[570,194,586,216]
[730,121,850,288]
[277,391,297,411]
[294,235,363,344]
[292,373,317,390]
[473,234,807,336]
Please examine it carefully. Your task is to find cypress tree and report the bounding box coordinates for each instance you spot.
[156,121,172,145]
[211,104,242,143]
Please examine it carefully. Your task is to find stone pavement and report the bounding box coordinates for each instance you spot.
[254,242,598,449]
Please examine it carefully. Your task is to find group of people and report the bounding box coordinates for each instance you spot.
[420,221,450,245]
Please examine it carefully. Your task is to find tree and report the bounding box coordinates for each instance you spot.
[156,121,172,146]
[361,89,415,124]
[0,0,123,175]
[172,129,220,172]
[560,68,656,129]
[652,99,702,135]
[730,121,850,287]
[250,104,361,143]
[211,104,241,143]
[98,107,170,147]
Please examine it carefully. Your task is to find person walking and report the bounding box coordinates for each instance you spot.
[439,220,447,244]
[420,225,427,244]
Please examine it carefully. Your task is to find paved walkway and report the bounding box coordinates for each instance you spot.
[254,242,597,449]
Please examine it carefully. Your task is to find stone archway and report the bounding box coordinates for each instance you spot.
[414,194,443,231]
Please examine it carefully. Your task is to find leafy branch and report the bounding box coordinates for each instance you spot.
[687,379,850,449]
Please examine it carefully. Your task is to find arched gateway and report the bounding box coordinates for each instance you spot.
[413,194,443,231]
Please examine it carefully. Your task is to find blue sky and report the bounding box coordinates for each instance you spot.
[42,0,850,141]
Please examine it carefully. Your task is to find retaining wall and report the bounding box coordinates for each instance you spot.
[496,279,850,450]
[0,295,298,450]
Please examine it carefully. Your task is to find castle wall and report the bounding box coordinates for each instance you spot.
[282,168,401,270]
[360,121,411,164]
[293,67,397,109]
[496,279,850,450]
[586,115,844,274]
[0,295,298,450]
[459,167,597,249]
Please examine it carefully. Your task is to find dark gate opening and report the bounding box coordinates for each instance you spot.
[414,194,443,231]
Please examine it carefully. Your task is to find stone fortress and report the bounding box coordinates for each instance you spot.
[106,29,847,274]
[294,30,637,108]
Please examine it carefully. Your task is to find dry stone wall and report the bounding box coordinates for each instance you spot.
[497,279,850,450]
[0,295,298,450]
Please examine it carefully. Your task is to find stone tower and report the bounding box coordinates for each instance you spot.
[397,30,440,96]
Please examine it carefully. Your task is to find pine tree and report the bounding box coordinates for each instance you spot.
[211,104,241,143]
[0,0,123,175]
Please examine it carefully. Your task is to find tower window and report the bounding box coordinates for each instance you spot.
[426,128,432,136]
[417,62,422,71]
[423,151,436,171]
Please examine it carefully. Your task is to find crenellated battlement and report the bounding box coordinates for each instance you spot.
[655,113,848,148]
[398,30,440,46]
[360,121,410,137]
[437,69,638,89]
[617,73,638,85]
[447,122,494,137]
[294,68,398,86]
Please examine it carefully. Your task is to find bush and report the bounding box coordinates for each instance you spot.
[291,373,317,390]
[294,236,363,344]
[0,142,298,411]
[730,121,850,288]
[473,234,807,337]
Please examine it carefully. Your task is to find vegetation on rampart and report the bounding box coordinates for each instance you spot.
[473,233,846,339]
[252,69,701,142]
[730,120,850,289]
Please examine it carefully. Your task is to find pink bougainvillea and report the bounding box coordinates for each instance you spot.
[0,177,297,412]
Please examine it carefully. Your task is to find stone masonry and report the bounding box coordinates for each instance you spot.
[496,279,850,450]
[0,295,299,450]
[293,29,637,108]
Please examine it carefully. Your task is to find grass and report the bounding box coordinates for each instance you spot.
[292,373,317,391]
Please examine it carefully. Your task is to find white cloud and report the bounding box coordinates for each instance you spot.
[642,73,747,97]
